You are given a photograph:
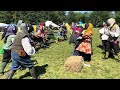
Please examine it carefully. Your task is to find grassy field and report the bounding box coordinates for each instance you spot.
[1,28,120,79]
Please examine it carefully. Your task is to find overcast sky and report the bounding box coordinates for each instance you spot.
[75,11,91,13]
[65,11,115,15]
[65,11,92,15]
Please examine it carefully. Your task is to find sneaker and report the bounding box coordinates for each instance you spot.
[84,64,91,67]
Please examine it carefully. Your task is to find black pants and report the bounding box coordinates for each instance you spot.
[102,40,108,52]
[106,41,119,54]
[63,35,67,40]
[73,50,91,62]
[2,49,11,63]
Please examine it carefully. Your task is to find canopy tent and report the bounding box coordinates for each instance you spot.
[0,23,8,27]
[45,21,60,28]
[0,23,9,32]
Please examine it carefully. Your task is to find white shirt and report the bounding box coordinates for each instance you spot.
[99,27,109,40]
[21,37,35,55]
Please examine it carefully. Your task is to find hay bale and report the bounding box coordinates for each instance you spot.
[64,56,84,72]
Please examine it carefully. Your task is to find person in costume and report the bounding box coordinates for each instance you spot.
[0,24,18,75]
[106,18,120,59]
[69,23,84,44]
[57,24,67,41]
[34,22,45,48]
[98,22,109,57]
[6,23,39,79]
[73,23,93,65]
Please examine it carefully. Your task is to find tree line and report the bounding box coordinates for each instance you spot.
[0,11,120,27]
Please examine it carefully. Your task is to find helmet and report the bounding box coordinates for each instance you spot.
[5,24,18,36]
[20,23,28,31]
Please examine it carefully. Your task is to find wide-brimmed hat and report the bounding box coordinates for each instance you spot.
[107,18,116,26]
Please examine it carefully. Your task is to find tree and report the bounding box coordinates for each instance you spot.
[66,11,77,24]
[74,12,86,23]
[88,11,112,27]
[115,11,120,26]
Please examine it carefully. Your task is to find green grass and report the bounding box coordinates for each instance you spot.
[1,28,120,79]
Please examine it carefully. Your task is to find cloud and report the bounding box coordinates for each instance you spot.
[74,11,80,13]
[65,11,92,15]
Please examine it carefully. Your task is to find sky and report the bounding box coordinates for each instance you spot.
[65,11,92,15]
[65,11,115,15]
[75,11,91,13]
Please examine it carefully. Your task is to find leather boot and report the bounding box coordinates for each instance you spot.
[29,67,39,79]
[6,70,16,79]
[108,52,114,58]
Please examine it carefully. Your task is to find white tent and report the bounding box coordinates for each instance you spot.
[45,21,60,28]
[0,23,8,27]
